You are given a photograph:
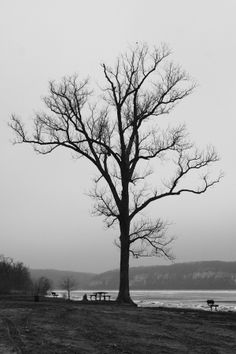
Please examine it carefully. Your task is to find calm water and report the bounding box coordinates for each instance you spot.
[52,290,236,311]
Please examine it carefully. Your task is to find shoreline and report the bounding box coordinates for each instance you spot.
[2,294,236,312]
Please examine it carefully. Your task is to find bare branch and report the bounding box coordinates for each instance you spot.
[129,218,174,259]
[89,185,119,228]
[130,145,222,220]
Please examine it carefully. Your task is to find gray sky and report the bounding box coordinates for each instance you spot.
[1,0,235,273]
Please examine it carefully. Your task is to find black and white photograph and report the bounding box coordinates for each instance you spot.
[0,0,236,352]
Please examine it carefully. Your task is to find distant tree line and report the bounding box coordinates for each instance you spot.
[0,255,32,294]
[0,255,52,295]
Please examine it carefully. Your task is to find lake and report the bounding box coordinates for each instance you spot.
[52,290,236,311]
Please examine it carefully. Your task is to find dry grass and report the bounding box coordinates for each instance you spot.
[0,297,236,353]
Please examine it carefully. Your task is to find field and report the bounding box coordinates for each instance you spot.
[0,297,236,353]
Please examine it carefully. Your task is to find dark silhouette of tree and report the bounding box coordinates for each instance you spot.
[60,276,77,300]
[0,255,32,294]
[10,43,222,304]
[33,276,52,296]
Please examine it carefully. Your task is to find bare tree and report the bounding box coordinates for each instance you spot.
[60,276,77,300]
[10,43,222,304]
[33,276,52,296]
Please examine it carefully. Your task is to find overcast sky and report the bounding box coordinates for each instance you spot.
[1,0,235,273]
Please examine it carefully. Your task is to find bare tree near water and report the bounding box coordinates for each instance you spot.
[60,276,77,300]
[10,43,222,304]
[33,276,52,296]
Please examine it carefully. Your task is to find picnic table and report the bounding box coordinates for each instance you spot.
[89,291,111,301]
[207,299,219,311]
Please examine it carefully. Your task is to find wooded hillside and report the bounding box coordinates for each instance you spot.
[30,261,236,290]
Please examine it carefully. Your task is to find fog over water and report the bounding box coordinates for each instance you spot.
[1,1,236,272]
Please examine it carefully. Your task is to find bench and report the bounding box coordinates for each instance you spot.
[51,292,59,297]
[207,299,219,311]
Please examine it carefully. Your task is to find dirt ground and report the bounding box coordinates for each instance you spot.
[0,297,236,353]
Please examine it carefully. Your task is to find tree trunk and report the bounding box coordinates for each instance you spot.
[116,166,136,305]
[116,222,136,305]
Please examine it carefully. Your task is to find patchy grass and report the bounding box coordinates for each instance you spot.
[0,297,236,353]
